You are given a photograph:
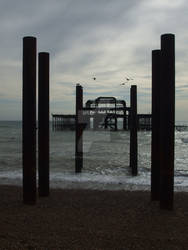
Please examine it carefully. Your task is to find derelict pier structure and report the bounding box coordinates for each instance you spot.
[52,96,152,131]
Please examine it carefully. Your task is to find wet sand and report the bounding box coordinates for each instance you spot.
[0,185,188,249]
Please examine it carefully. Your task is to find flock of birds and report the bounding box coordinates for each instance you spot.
[120,77,133,85]
[92,76,133,85]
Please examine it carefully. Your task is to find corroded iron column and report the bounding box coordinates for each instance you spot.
[151,50,161,201]
[38,52,50,197]
[159,34,175,210]
[130,85,138,176]
[75,84,83,173]
[22,36,37,204]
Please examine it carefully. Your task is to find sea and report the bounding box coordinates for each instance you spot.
[0,121,188,191]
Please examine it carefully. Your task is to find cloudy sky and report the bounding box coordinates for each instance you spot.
[0,0,188,121]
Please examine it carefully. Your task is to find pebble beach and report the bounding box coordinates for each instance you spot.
[0,185,188,249]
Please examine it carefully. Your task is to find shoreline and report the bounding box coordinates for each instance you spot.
[0,185,188,249]
[1,176,188,192]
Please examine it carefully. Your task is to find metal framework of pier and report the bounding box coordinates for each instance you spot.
[84,96,127,130]
[52,96,152,131]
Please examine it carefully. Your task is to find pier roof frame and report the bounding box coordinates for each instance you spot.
[85,96,126,108]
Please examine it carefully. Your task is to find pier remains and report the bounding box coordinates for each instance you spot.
[52,96,152,131]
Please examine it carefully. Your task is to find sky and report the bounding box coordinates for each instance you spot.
[0,0,188,121]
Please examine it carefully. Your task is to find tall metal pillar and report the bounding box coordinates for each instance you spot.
[75,84,83,173]
[130,85,138,176]
[22,36,37,204]
[38,52,50,197]
[151,50,161,201]
[159,34,175,210]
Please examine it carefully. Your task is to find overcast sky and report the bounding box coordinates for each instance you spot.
[0,0,188,121]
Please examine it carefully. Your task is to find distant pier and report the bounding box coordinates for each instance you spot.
[175,125,188,131]
[52,114,75,131]
[52,96,152,131]
[51,113,187,132]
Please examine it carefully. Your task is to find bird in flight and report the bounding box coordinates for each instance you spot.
[92,77,96,80]
[120,76,133,85]
[125,76,133,81]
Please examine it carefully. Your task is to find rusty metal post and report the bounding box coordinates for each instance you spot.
[151,50,161,201]
[38,52,50,196]
[130,85,138,176]
[159,34,175,210]
[22,36,37,204]
[75,84,83,173]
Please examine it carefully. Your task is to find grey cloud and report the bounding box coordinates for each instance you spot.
[0,0,188,120]
[56,82,75,87]
[31,0,141,54]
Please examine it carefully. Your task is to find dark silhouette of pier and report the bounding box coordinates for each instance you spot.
[52,94,152,132]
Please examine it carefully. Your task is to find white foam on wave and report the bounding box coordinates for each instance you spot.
[1,170,188,192]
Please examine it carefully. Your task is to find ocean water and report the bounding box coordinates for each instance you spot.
[0,121,188,191]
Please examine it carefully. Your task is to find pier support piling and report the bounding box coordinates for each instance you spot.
[38,52,50,197]
[22,36,37,204]
[75,84,83,173]
[151,50,161,201]
[123,110,127,130]
[159,34,175,210]
[130,85,138,176]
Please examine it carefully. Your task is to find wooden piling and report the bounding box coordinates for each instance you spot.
[22,36,37,204]
[75,84,83,173]
[38,52,50,196]
[130,85,138,176]
[151,50,161,201]
[159,34,175,210]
